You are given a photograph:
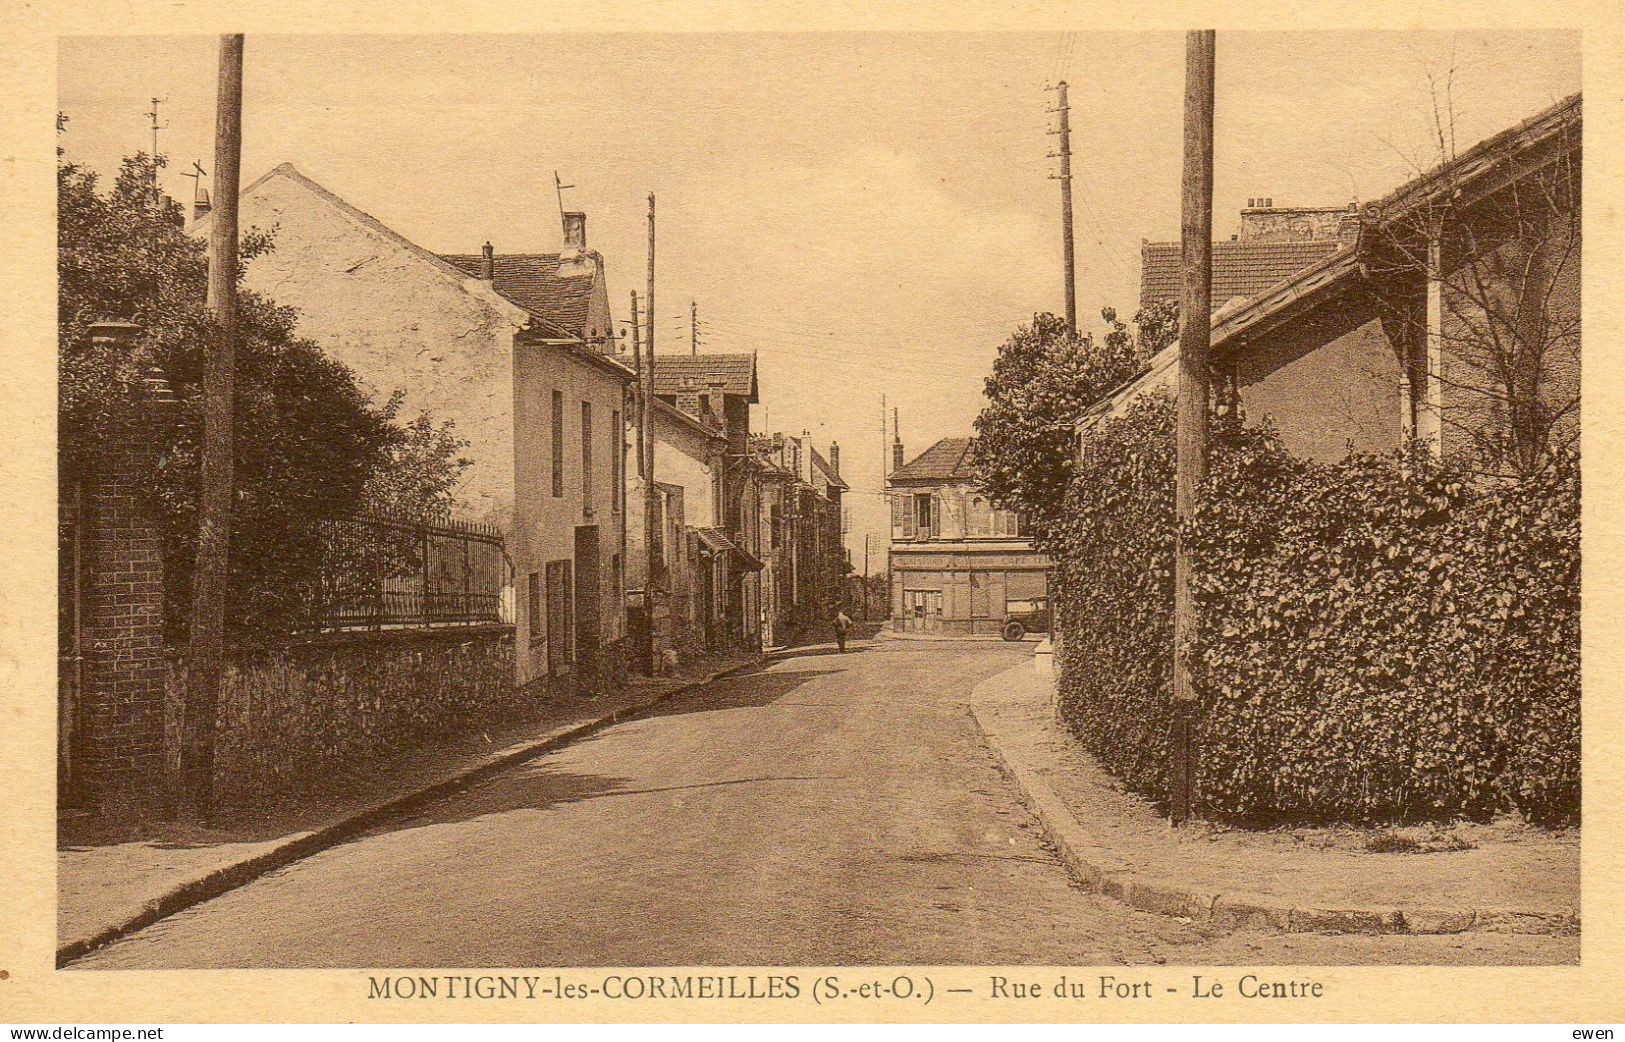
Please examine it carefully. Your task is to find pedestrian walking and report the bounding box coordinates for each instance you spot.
[834,609,853,652]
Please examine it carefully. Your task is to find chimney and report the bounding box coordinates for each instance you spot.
[562,211,587,251]
[480,241,494,281]
[892,436,904,474]
[677,377,702,419]
[193,185,212,222]
[829,442,840,477]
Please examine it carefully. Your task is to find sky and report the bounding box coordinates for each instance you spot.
[57,31,1580,572]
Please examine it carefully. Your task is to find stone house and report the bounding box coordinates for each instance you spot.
[510,327,635,692]
[887,436,1049,636]
[625,396,730,663]
[189,163,617,531]
[192,163,635,691]
[751,433,850,644]
[646,353,766,651]
[1080,94,1580,473]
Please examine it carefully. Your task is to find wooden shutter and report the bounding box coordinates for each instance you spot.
[550,391,564,498]
[581,401,593,516]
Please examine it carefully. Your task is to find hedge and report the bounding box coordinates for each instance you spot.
[1053,392,1579,827]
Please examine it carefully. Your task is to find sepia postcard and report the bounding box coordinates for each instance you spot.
[2,0,1623,1029]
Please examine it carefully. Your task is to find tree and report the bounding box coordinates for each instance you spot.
[971,305,1176,547]
[59,140,469,638]
[1371,91,1580,478]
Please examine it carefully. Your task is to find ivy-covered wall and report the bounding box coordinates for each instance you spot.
[1054,392,1579,827]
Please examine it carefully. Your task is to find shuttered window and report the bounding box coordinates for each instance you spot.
[546,559,573,673]
[527,571,543,645]
[894,492,914,540]
[550,390,564,498]
[610,409,622,514]
[581,401,594,516]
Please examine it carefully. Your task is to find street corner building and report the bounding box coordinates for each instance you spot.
[1081,93,1580,469]
[886,435,1049,637]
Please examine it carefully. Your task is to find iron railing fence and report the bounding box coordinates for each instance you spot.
[303,510,510,633]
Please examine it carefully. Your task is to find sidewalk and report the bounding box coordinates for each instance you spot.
[968,661,1580,936]
[58,652,761,965]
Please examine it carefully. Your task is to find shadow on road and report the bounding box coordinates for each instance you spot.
[635,667,844,719]
[344,663,846,842]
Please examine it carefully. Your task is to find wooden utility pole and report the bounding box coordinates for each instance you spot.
[691,299,698,356]
[184,34,244,819]
[644,194,660,606]
[1171,29,1215,827]
[1049,81,1077,332]
[630,290,645,479]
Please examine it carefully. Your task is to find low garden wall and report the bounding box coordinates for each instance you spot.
[1055,392,1579,827]
[166,624,521,806]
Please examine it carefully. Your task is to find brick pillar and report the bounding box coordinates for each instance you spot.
[77,356,177,813]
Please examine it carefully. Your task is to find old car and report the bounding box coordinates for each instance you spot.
[1001,597,1051,641]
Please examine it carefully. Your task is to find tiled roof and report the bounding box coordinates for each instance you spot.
[649,353,759,401]
[889,437,976,483]
[440,253,599,338]
[1140,240,1343,312]
[809,447,847,491]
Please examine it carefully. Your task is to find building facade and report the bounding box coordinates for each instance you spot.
[887,437,1049,636]
[195,163,636,691]
[511,327,635,691]
[190,163,616,532]
[751,433,850,645]
[1083,95,1580,474]
[643,353,766,652]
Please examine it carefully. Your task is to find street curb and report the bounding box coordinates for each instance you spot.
[56,658,764,968]
[966,696,1580,939]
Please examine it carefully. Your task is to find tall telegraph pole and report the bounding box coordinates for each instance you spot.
[630,291,645,479]
[1049,81,1077,332]
[644,195,660,613]
[691,299,699,356]
[185,34,244,818]
[1171,30,1216,826]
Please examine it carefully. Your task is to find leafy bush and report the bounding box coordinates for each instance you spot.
[1053,394,1579,828]
[59,142,470,640]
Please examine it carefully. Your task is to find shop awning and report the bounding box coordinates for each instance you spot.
[695,527,765,572]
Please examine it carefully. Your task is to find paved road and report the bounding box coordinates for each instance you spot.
[76,637,1575,968]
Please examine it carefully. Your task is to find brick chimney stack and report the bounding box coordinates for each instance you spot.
[829,442,840,478]
[480,241,495,281]
[892,435,904,473]
[562,212,587,251]
[192,185,212,223]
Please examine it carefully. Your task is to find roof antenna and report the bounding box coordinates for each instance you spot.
[554,171,575,223]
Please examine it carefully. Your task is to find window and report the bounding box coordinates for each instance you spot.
[527,571,543,645]
[581,401,594,516]
[914,493,933,539]
[550,390,564,498]
[546,559,573,673]
[967,495,992,537]
[611,409,622,514]
[894,492,915,540]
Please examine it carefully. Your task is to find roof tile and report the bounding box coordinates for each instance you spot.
[1141,240,1342,312]
[440,253,598,338]
[890,437,976,482]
